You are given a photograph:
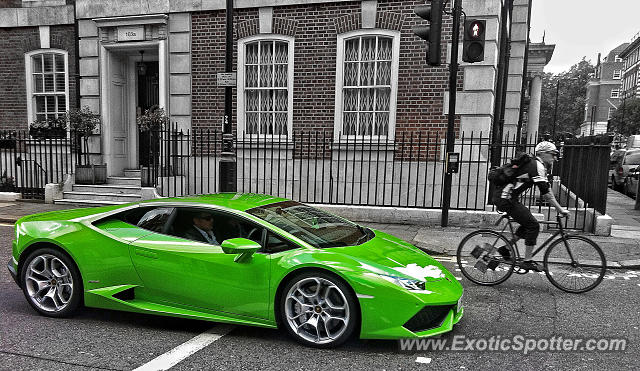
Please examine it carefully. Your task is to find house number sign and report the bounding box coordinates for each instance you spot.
[117,26,145,42]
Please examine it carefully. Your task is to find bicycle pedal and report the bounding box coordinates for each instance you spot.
[474,260,488,273]
[471,246,484,259]
[487,259,499,270]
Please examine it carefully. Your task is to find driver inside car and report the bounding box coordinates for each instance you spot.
[183,211,219,245]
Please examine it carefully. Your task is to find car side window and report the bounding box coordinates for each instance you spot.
[265,232,299,254]
[136,208,174,232]
[168,208,264,248]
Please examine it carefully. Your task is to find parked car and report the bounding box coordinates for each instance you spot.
[612,149,640,192]
[610,149,627,189]
[624,165,640,198]
[627,135,640,149]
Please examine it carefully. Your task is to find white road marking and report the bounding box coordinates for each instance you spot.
[434,257,456,263]
[0,223,14,227]
[133,325,233,371]
[415,357,432,364]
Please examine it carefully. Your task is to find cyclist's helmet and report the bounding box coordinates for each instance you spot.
[535,141,559,155]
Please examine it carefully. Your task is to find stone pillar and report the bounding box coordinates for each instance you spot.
[526,74,542,142]
[503,0,530,140]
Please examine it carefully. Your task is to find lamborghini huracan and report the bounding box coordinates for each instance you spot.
[7,193,463,347]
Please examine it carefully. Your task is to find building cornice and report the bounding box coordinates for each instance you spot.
[0,5,74,28]
[76,0,362,19]
[620,36,640,59]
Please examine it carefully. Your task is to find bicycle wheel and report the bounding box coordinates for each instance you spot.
[543,236,607,293]
[457,230,516,286]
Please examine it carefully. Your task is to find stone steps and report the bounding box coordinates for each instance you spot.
[54,169,144,206]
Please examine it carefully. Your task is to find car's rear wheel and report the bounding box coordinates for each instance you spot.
[20,247,82,317]
[279,271,358,348]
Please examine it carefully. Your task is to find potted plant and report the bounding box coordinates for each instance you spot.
[29,117,67,139]
[0,170,15,192]
[137,107,169,186]
[0,131,17,149]
[67,106,106,185]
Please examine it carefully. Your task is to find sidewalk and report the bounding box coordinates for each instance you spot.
[1,200,638,268]
[605,188,640,239]
[363,222,640,269]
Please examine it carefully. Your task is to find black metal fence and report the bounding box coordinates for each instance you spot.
[0,126,612,232]
[0,130,76,199]
[146,128,611,232]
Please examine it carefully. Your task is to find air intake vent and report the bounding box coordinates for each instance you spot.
[403,305,453,333]
[113,287,135,301]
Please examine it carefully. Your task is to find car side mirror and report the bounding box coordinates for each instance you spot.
[221,238,261,263]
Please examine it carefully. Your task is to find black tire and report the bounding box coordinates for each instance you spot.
[612,177,624,192]
[279,270,358,348]
[456,230,516,286]
[20,247,83,317]
[543,236,606,293]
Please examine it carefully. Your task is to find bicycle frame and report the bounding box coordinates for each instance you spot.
[496,214,575,261]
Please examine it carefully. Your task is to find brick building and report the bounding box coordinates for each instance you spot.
[580,43,628,136]
[620,33,640,100]
[1,0,536,207]
[0,0,77,131]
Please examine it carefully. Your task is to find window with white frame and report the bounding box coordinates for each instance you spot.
[615,55,622,62]
[611,89,620,98]
[608,107,614,120]
[613,69,622,79]
[335,30,400,139]
[25,50,69,123]
[237,37,294,138]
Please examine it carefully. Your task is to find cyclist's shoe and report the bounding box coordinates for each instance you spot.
[497,245,512,260]
[519,260,543,272]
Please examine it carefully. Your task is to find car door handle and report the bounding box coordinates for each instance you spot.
[135,248,158,259]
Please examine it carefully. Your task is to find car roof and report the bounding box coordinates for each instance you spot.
[137,193,289,212]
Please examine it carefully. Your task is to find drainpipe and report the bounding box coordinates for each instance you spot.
[72,0,82,164]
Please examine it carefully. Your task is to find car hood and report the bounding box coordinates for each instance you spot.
[327,229,452,282]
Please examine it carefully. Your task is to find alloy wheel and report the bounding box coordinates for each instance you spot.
[284,277,350,345]
[25,254,74,312]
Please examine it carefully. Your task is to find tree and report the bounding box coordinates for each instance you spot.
[609,98,640,136]
[538,58,594,138]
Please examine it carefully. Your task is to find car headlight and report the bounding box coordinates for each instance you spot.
[378,274,426,291]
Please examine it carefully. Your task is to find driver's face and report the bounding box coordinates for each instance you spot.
[193,214,214,231]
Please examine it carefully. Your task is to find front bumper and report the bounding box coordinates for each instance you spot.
[7,258,19,287]
[357,277,464,340]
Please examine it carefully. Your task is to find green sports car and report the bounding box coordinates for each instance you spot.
[7,193,463,347]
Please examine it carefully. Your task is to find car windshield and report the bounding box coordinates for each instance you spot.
[625,152,640,165]
[246,201,371,248]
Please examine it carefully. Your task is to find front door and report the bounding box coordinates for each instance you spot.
[108,54,129,176]
[137,61,160,167]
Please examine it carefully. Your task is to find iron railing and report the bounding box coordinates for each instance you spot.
[0,130,77,199]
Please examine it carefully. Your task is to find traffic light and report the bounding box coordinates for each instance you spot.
[413,0,443,66]
[462,19,486,63]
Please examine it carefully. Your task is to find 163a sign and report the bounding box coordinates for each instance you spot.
[117,26,145,42]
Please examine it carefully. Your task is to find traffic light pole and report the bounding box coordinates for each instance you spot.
[219,0,237,192]
[441,0,462,227]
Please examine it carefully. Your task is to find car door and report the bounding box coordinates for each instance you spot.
[129,207,272,320]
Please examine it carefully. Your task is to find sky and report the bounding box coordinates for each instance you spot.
[529,0,640,74]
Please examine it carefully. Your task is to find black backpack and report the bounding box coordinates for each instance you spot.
[488,153,533,186]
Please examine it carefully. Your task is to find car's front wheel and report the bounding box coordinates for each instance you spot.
[280,271,358,348]
[20,247,82,317]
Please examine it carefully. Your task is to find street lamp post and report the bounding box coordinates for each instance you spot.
[219,0,237,192]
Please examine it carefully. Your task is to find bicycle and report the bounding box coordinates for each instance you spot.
[456,213,607,293]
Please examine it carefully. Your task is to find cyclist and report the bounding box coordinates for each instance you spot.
[492,141,569,271]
